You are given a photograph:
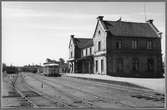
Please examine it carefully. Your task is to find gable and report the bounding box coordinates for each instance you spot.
[69,38,75,49]
[93,21,106,38]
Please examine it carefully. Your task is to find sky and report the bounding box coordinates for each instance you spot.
[2,2,165,66]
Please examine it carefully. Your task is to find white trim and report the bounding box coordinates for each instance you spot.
[99,21,107,32]
[44,63,59,66]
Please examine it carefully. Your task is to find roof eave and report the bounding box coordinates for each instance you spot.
[110,34,159,39]
[147,23,161,38]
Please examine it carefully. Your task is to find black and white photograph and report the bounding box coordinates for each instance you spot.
[2,1,166,109]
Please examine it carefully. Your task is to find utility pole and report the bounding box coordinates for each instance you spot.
[144,3,147,21]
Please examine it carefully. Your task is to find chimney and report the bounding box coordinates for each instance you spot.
[97,16,104,21]
[70,34,74,38]
[146,19,154,24]
[117,17,122,22]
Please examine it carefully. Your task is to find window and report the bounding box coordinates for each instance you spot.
[132,58,139,71]
[96,60,98,72]
[70,51,72,58]
[87,48,89,56]
[86,48,87,56]
[71,63,73,72]
[132,40,137,49]
[147,40,152,49]
[83,49,86,56]
[81,50,83,57]
[90,47,92,55]
[98,41,101,51]
[116,40,122,49]
[147,58,154,72]
[98,30,101,35]
[116,58,123,72]
[101,59,104,72]
[69,43,72,48]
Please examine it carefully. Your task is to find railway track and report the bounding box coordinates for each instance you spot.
[22,74,102,108]
[12,84,39,108]
[25,73,136,108]
[22,73,101,108]
[6,79,39,108]
[7,74,73,108]
[20,79,76,108]
[26,73,165,108]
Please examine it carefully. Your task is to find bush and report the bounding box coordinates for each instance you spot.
[6,66,18,74]
[47,73,61,77]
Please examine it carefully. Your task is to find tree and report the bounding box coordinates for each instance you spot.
[2,63,7,72]
[59,58,65,64]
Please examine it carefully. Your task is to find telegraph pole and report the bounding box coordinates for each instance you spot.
[144,3,147,21]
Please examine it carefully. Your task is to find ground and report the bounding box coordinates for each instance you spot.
[64,73,165,94]
[2,72,165,108]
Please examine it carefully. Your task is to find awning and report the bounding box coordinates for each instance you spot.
[43,63,59,66]
[67,58,75,62]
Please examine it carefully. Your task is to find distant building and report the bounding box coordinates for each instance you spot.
[68,16,163,78]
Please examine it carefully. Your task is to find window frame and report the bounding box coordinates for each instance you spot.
[132,40,137,49]
[90,47,92,55]
[70,51,73,58]
[132,58,139,71]
[98,30,101,35]
[81,50,83,57]
[98,41,101,51]
[116,40,122,49]
[147,58,154,72]
[116,58,123,72]
[147,40,153,49]
[96,60,98,72]
[101,59,104,72]
[86,48,87,56]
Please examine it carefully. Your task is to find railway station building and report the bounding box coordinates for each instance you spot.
[68,35,94,73]
[68,16,163,78]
